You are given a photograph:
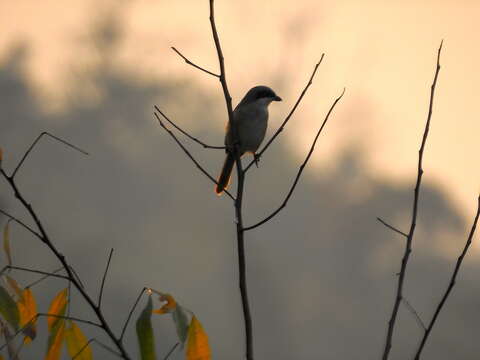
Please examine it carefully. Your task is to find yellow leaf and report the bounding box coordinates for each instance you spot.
[65,321,92,360]
[5,275,23,300]
[3,221,12,266]
[47,288,68,330]
[18,288,37,343]
[152,293,176,314]
[44,318,65,360]
[186,316,211,360]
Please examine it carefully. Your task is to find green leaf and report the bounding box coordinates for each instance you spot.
[172,305,189,346]
[3,221,12,266]
[136,296,156,360]
[0,285,19,330]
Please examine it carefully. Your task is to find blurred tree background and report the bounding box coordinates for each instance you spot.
[0,1,479,359]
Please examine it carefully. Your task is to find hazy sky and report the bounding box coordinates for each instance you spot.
[1,1,479,359]
[1,0,478,219]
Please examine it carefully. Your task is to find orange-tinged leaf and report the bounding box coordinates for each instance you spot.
[152,294,176,314]
[44,318,65,360]
[3,221,12,266]
[186,316,211,360]
[47,288,67,330]
[18,288,37,343]
[65,321,92,360]
[0,354,4,360]
[5,275,23,301]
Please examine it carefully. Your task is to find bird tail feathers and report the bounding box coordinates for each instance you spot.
[215,153,235,195]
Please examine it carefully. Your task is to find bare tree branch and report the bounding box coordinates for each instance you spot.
[0,206,43,240]
[0,160,131,359]
[209,0,234,123]
[11,132,88,179]
[163,342,180,360]
[154,105,225,149]
[244,56,325,173]
[401,297,426,331]
[154,111,235,201]
[377,217,408,238]
[37,313,102,329]
[244,88,345,231]
[120,287,146,341]
[25,267,65,288]
[381,40,443,360]
[1,265,69,281]
[171,47,220,78]
[72,338,123,359]
[98,248,114,308]
[414,195,480,359]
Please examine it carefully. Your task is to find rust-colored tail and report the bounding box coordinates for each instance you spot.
[216,153,235,195]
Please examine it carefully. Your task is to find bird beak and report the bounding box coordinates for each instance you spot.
[273,95,282,101]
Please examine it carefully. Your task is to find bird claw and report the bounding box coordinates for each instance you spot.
[253,153,261,168]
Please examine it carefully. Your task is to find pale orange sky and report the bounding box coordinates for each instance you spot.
[1,0,479,218]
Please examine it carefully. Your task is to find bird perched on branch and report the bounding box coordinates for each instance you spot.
[215,85,282,194]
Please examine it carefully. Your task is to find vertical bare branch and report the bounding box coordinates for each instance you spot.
[120,287,147,341]
[209,0,234,123]
[381,40,443,360]
[414,195,480,359]
[98,248,114,308]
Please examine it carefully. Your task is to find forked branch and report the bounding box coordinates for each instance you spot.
[381,40,443,360]
[414,195,480,359]
[244,88,345,231]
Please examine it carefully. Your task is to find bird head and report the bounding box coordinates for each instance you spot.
[240,85,282,107]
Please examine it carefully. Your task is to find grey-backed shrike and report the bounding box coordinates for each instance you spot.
[215,85,282,194]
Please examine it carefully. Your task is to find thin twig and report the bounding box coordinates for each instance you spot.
[209,0,234,123]
[37,313,102,329]
[414,195,480,359]
[11,132,88,179]
[25,267,65,288]
[69,265,85,289]
[171,47,220,78]
[381,40,443,360]
[1,265,69,281]
[120,287,146,341]
[163,342,180,360]
[72,338,123,359]
[154,112,235,201]
[98,248,114,308]
[244,55,325,173]
[154,106,225,149]
[244,88,345,231]
[401,297,426,330]
[377,217,408,238]
[0,207,43,240]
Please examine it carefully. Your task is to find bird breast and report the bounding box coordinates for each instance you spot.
[234,103,268,154]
